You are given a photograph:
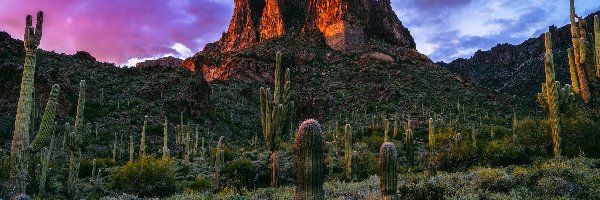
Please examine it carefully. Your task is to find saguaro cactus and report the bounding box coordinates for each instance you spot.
[595,15,600,79]
[112,133,117,162]
[67,80,86,200]
[260,51,294,187]
[404,119,414,167]
[568,48,581,94]
[213,136,225,191]
[295,119,325,200]
[162,117,168,160]
[129,136,134,163]
[380,142,398,200]
[326,142,334,177]
[570,0,592,103]
[38,138,54,196]
[343,124,352,179]
[428,118,435,159]
[537,32,575,158]
[9,11,47,196]
[140,116,147,159]
[351,151,359,181]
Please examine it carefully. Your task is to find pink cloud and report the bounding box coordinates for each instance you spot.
[0,0,232,64]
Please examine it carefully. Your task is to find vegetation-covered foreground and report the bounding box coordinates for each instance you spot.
[2,1,600,199]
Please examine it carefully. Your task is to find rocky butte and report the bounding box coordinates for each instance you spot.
[183,0,422,82]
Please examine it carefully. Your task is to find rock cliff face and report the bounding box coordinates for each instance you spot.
[215,0,415,52]
[186,0,422,82]
[218,0,265,52]
[259,0,285,41]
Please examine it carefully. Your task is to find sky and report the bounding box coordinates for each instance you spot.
[0,0,599,66]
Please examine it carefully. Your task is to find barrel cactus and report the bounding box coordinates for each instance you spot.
[380,142,398,200]
[295,119,325,200]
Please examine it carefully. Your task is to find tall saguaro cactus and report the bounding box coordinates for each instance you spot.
[140,116,147,159]
[213,136,225,191]
[295,119,325,200]
[537,32,575,158]
[9,11,45,196]
[343,124,352,180]
[380,142,398,200]
[428,118,435,159]
[351,151,359,182]
[404,119,414,167]
[162,117,169,160]
[595,15,600,79]
[260,51,294,187]
[65,80,86,200]
[570,0,592,103]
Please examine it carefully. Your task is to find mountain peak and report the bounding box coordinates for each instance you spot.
[215,0,415,52]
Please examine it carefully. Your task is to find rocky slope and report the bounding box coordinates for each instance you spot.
[0,31,211,149]
[135,56,183,69]
[440,11,600,99]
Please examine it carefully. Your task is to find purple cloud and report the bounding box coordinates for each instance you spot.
[0,0,232,65]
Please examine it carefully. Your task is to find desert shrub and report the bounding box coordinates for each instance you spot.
[441,141,480,171]
[222,158,258,190]
[535,176,576,197]
[484,137,529,166]
[109,157,177,197]
[188,177,211,191]
[514,118,549,158]
[561,109,600,158]
[470,167,515,193]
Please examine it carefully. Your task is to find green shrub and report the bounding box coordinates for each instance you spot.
[109,157,177,197]
[222,158,258,190]
[188,177,212,191]
[484,137,529,166]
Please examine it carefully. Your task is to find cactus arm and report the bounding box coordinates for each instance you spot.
[29,84,60,152]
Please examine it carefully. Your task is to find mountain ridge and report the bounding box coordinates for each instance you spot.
[440,10,600,99]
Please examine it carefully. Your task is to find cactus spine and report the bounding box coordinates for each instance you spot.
[570,0,592,103]
[140,116,147,159]
[537,32,575,158]
[213,136,225,191]
[295,119,325,200]
[162,117,168,160]
[9,12,45,196]
[343,124,352,180]
[259,51,293,187]
[380,142,398,200]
